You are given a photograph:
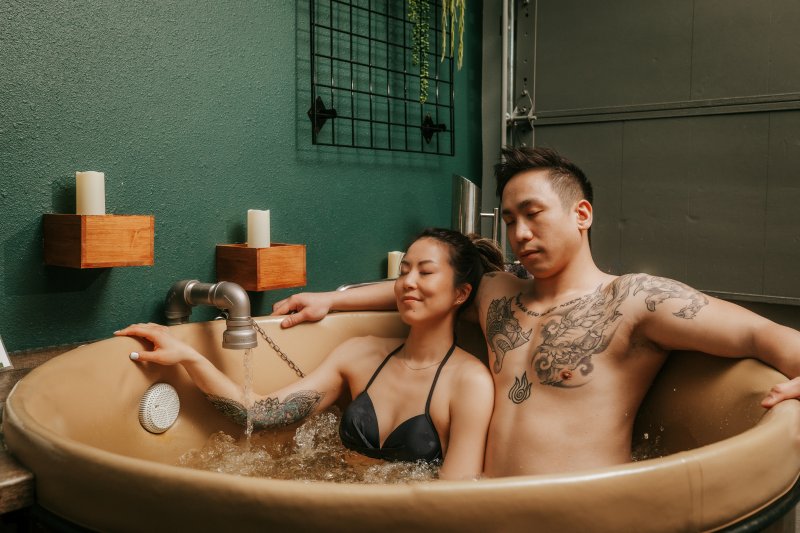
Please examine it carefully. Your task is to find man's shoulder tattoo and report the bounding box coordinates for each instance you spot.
[622,273,708,319]
[486,296,532,374]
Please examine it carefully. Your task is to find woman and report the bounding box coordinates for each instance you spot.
[116,228,501,480]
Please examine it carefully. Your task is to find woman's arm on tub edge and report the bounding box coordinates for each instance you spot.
[272,280,397,328]
[271,282,398,328]
[272,280,482,328]
[115,323,348,429]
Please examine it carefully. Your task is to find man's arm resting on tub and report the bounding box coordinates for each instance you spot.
[115,323,345,429]
[631,288,800,408]
[750,320,800,407]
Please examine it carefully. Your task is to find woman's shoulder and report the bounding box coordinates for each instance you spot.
[330,335,404,359]
[448,348,494,391]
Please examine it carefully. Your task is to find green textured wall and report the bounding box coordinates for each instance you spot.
[0,1,483,352]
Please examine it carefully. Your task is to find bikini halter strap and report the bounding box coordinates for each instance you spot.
[424,340,457,414]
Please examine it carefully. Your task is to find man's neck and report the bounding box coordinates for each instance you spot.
[528,247,610,303]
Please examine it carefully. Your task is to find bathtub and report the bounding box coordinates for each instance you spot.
[3,311,800,532]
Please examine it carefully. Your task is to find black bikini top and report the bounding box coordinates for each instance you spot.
[339,342,456,463]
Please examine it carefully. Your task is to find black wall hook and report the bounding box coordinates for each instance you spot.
[307,96,338,134]
[421,114,447,144]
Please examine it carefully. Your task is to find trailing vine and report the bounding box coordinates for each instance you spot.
[409,0,466,104]
[442,0,466,70]
[408,0,431,103]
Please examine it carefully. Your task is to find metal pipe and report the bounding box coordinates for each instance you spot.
[164,280,257,350]
[501,0,510,148]
[336,280,389,291]
[480,207,500,243]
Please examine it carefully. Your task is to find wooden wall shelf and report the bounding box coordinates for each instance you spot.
[216,243,307,291]
[43,214,154,268]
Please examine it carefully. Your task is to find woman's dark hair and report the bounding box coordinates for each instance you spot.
[412,228,504,311]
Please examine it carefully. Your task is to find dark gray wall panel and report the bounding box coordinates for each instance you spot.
[536,0,693,111]
[684,114,769,292]
[768,0,800,94]
[534,122,624,274]
[619,119,693,280]
[765,112,800,297]
[520,0,800,303]
[691,0,771,100]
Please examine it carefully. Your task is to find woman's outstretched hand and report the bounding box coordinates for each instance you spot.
[114,322,199,365]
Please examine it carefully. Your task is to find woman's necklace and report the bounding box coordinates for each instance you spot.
[398,347,443,371]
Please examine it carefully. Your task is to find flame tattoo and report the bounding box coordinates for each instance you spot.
[508,371,532,404]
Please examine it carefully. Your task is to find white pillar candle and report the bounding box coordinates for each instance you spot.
[75,171,105,215]
[247,209,271,248]
[387,251,404,279]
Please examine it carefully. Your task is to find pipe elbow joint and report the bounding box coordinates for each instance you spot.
[210,281,258,350]
[164,279,199,325]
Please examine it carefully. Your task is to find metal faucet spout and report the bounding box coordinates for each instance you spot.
[164,280,258,350]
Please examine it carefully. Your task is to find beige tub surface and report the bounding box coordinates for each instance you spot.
[4,311,800,532]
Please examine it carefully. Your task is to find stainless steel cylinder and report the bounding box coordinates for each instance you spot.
[452,174,481,235]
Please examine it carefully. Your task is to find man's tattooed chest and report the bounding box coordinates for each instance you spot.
[484,274,708,403]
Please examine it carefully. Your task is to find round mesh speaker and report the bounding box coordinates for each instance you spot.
[138,383,180,434]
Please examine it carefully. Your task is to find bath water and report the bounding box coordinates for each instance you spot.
[178,408,439,483]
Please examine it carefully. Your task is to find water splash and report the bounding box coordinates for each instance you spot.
[179,408,439,483]
[242,348,254,439]
[631,428,668,461]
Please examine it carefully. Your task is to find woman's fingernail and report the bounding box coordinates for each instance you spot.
[129,352,139,360]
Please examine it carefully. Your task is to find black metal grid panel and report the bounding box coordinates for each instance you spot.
[308,0,455,155]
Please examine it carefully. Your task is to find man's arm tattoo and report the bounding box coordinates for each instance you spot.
[486,296,533,374]
[206,390,325,430]
[632,275,708,319]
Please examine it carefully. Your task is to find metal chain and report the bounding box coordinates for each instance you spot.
[250,319,305,378]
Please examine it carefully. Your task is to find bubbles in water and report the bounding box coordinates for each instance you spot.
[179,408,439,484]
[631,427,668,462]
[178,431,274,477]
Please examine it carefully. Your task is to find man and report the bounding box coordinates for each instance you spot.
[272,146,800,477]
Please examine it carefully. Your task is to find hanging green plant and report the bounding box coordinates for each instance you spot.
[441,0,466,70]
[409,0,466,104]
[408,0,431,104]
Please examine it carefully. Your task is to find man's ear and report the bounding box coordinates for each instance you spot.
[576,199,593,230]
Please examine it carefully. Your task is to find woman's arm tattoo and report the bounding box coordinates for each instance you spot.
[206,390,325,430]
